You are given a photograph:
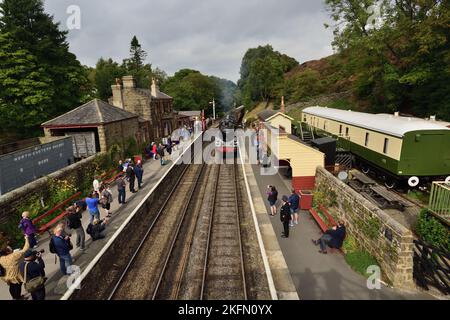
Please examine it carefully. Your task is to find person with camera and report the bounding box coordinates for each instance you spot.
[0,236,30,300]
[66,205,85,251]
[86,218,108,241]
[19,249,46,300]
[100,184,113,218]
[50,224,73,276]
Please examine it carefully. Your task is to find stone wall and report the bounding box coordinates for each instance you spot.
[0,153,106,225]
[100,118,141,152]
[315,166,414,289]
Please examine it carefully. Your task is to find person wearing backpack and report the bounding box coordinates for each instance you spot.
[50,225,73,276]
[280,195,292,238]
[0,236,30,299]
[66,205,85,251]
[19,250,46,300]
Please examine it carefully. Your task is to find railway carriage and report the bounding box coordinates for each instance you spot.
[302,107,450,188]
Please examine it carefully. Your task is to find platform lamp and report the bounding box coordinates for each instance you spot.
[209,99,216,120]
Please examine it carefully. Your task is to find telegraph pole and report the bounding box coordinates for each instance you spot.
[210,99,216,120]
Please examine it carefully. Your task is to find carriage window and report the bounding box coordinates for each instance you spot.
[339,125,342,135]
[323,121,326,130]
[383,138,389,154]
[365,132,369,146]
[345,127,349,136]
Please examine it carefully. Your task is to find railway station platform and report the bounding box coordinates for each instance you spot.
[0,138,195,300]
[248,164,436,300]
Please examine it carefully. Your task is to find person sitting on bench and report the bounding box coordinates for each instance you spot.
[312,221,346,254]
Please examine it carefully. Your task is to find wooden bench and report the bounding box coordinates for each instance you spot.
[309,206,344,254]
[32,191,82,234]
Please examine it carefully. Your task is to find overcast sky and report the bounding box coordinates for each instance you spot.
[44,0,335,83]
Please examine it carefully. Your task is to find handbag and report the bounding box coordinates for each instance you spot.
[24,262,45,293]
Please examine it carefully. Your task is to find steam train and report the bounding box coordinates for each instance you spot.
[216,106,245,156]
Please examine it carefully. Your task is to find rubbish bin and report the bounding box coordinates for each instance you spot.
[300,190,313,210]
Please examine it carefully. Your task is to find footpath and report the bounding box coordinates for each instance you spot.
[0,138,193,300]
[251,165,436,300]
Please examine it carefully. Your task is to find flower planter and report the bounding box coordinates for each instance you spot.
[299,190,313,210]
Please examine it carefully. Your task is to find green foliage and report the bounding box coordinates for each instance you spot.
[415,209,450,251]
[324,0,450,120]
[355,216,381,240]
[284,68,325,102]
[342,234,358,254]
[345,250,379,278]
[238,45,298,108]
[0,0,91,138]
[162,69,222,114]
[92,58,126,100]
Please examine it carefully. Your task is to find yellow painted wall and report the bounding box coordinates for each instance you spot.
[302,113,403,160]
[261,124,324,177]
[267,114,292,134]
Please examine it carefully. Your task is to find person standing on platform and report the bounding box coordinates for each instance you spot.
[117,174,127,204]
[267,185,278,216]
[280,196,292,238]
[134,161,144,189]
[0,236,30,300]
[117,160,124,173]
[92,176,101,197]
[100,184,114,218]
[66,205,85,251]
[50,225,73,276]
[19,249,46,300]
[152,143,158,160]
[157,144,165,166]
[85,192,100,223]
[126,162,136,193]
[288,189,300,227]
[18,211,37,248]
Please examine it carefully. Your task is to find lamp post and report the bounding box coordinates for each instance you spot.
[209,99,216,120]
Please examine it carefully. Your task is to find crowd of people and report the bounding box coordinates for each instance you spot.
[0,157,152,300]
[267,185,346,253]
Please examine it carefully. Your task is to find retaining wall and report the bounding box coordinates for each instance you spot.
[315,166,414,289]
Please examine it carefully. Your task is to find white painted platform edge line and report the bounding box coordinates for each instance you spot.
[238,151,278,301]
[60,134,202,300]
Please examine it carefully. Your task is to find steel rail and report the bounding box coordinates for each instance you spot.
[151,164,206,300]
[107,163,193,300]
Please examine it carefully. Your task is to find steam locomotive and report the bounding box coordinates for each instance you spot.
[216,106,245,156]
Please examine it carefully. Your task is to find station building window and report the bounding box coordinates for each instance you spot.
[365,132,369,146]
[383,138,389,154]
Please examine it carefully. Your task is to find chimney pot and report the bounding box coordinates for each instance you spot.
[122,75,136,88]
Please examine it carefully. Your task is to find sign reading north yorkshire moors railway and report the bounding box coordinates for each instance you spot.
[0,137,74,195]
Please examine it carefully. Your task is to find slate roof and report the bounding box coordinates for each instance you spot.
[136,88,173,100]
[258,110,277,121]
[178,111,201,118]
[42,99,138,127]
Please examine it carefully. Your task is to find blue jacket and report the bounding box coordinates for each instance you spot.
[51,235,71,256]
[134,165,143,179]
[288,193,300,211]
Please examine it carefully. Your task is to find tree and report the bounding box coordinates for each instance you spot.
[92,58,126,100]
[162,69,222,114]
[0,32,53,135]
[324,0,450,119]
[122,35,152,88]
[238,45,298,108]
[0,0,90,138]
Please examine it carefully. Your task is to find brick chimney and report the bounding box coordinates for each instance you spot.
[281,96,285,114]
[111,78,124,108]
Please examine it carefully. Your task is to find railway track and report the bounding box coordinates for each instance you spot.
[200,164,247,300]
[107,163,205,299]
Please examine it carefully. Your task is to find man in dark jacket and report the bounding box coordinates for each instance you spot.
[280,195,292,238]
[19,250,46,300]
[66,205,85,250]
[86,218,107,241]
[51,225,73,275]
[134,161,144,189]
[312,221,347,254]
[126,163,136,193]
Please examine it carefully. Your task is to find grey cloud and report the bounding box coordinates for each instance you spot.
[44,0,334,82]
